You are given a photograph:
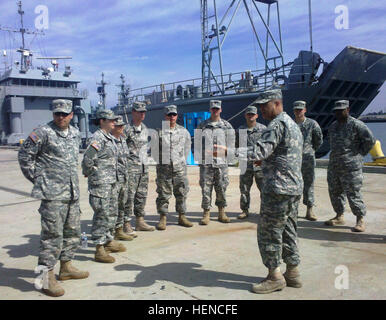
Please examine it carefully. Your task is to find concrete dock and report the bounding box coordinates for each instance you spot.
[0,148,385,300]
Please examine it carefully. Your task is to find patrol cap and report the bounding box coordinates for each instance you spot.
[115,115,125,126]
[52,99,73,114]
[209,100,222,109]
[132,101,147,112]
[293,100,306,110]
[332,100,349,111]
[96,109,118,120]
[245,106,257,114]
[250,89,282,105]
[164,104,178,115]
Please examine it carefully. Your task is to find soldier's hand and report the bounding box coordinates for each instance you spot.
[253,160,262,167]
[213,144,227,158]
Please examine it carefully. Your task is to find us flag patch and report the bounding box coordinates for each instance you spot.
[91,142,100,151]
[29,132,39,143]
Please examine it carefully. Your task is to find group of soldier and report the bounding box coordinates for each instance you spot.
[18,88,375,297]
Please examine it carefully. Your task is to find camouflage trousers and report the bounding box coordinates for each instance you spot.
[258,192,301,269]
[199,165,229,209]
[156,165,189,215]
[124,169,149,219]
[239,169,263,211]
[90,183,119,245]
[327,167,366,217]
[115,180,128,228]
[301,154,316,207]
[38,199,81,269]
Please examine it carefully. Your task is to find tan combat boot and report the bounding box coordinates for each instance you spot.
[199,209,211,225]
[104,240,126,253]
[238,210,249,219]
[218,207,230,223]
[283,264,302,288]
[178,213,193,228]
[123,221,138,238]
[325,213,345,226]
[136,216,155,231]
[95,244,115,263]
[156,214,167,231]
[114,227,134,241]
[42,269,65,297]
[252,268,286,294]
[352,216,365,232]
[305,206,317,221]
[59,261,89,281]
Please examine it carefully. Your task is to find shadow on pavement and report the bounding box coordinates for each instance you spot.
[97,262,262,292]
[0,262,36,293]
[298,220,386,244]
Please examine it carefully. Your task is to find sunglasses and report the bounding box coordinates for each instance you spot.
[54,112,70,117]
[167,113,177,117]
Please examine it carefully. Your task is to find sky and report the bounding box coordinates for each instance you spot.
[0,0,385,112]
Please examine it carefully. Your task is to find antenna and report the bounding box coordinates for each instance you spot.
[116,74,130,107]
[36,56,72,71]
[0,1,44,73]
[308,0,313,53]
[97,72,109,109]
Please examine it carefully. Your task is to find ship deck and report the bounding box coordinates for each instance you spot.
[0,148,385,300]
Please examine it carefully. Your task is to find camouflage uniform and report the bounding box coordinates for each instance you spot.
[327,116,375,218]
[196,117,235,209]
[124,121,150,219]
[114,135,130,228]
[247,97,303,269]
[18,120,81,270]
[237,121,266,211]
[82,128,119,245]
[297,117,323,207]
[155,123,191,215]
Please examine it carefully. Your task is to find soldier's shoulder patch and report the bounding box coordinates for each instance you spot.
[29,132,40,144]
[91,141,100,151]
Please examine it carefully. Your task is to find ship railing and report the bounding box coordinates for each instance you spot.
[127,64,314,106]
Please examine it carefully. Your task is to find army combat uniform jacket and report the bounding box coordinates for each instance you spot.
[82,128,118,197]
[18,121,81,200]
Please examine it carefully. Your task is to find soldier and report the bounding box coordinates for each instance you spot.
[236,105,266,219]
[82,109,126,264]
[325,100,375,232]
[112,116,136,240]
[123,102,155,232]
[18,99,89,297]
[195,100,235,225]
[293,101,323,221]
[244,89,304,294]
[155,105,193,230]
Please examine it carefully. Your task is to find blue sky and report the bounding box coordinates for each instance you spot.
[0,0,385,112]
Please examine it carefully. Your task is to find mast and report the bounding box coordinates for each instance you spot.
[0,1,44,73]
[97,72,109,109]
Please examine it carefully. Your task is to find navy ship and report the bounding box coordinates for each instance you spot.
[112,0,386,158]
[0,1,91,145]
